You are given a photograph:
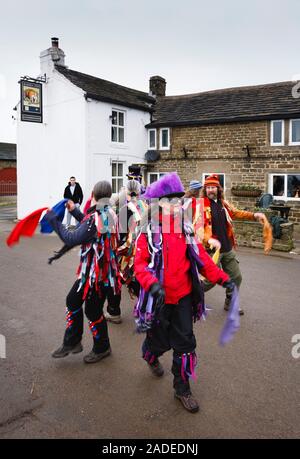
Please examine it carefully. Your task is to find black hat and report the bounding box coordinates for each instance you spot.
[127,165,142,179]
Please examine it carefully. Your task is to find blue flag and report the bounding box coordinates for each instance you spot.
[40,199,68,234]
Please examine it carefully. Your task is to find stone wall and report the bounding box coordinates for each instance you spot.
[148,120,300,224]
[233,220,294,252]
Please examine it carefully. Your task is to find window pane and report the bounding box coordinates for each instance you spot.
[118,112,124,126]
[112,163,116,177]
[112,178,117,193]
[272,175,284,196]
[149,173,158,184]
[118,163,123,177]
[287,174,300,197]
[149,130,156,148]
[118,178,123,191]
[292,120,300,143]
[112,111,117,125]
[118,127,124,143]
[162,129,169,147]
[111,126,117,142]
[273,121,282,143]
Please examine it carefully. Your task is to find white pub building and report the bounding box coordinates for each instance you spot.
[16,38,164,218]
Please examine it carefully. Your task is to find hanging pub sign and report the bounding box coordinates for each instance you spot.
[20,79,43,123]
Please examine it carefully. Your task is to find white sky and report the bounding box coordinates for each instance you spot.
[0,0,300,142]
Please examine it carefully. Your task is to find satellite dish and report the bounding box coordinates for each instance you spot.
[145,150,160,162]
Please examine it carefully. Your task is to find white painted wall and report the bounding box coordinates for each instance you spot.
[17,69,87,219]
[17,65,151,218]
[86,99,151,197]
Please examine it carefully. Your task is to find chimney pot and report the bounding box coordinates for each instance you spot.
[51,37,59,48]
[149,76,166,97]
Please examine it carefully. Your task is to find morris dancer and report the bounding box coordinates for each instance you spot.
[134,173,232,413]
[201,174,271,315]
[44,181,121,363]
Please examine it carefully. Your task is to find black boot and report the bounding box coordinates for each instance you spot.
[174,392,199,413]
[147,359,164,377]
[83,347,111,364]
[52,342,83,358]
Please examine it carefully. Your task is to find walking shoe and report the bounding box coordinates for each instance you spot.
[174,392,199,413]
[147,359,164,377]
[224,297,231,311]
[105,312,122,324]
[83,347,111,364]
[51,342,83,358]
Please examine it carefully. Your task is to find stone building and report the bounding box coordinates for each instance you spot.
[145,79,300,226]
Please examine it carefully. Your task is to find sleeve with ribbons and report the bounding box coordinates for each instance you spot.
[44,210,96,247]
[134,233,159,292]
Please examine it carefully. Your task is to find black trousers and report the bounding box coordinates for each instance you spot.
[64,279,112,353]
[142,294,197,395]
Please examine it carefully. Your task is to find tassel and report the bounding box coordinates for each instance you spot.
[262,216,273,254]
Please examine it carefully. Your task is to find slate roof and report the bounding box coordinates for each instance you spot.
[55,65,155,112]
[0,143,16,161]
[148,81,300,127]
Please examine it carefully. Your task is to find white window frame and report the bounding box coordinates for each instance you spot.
[202,173,226,192]
[289,119,300,146]
[159,128,170,150]
[111,109,126,144]
[148,129,157,150]
[111,161,124,193]
[268,173,300,201]
[270,120,284,146]
[148,172,167,185]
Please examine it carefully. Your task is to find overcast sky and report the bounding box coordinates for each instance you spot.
[0,0,300,142]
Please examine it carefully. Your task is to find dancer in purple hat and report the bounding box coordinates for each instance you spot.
[134,172,232,413]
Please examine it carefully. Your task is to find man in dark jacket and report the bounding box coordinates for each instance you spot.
[63,176,83,227]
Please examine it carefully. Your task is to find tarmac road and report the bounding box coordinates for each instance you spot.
[0,220,300,439]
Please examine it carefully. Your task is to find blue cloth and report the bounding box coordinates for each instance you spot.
[219,286,240,346]
[40,199,68,234]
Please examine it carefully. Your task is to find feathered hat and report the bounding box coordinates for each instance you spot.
[143,172,185,199]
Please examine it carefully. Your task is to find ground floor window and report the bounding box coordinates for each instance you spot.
[269,173,300,199]
[112,161,124,193]
[148,172,166,184]
[202,173,225,190]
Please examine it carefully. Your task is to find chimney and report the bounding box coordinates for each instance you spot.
[149,76,166,97]
[40,37,66,74]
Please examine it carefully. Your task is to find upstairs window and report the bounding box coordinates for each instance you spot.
[270,120,284,146]
[159,128,170,150]
[289,119,300,145]
[111,110,125,143]
[148,129,157,150]
[112,161,124,193]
